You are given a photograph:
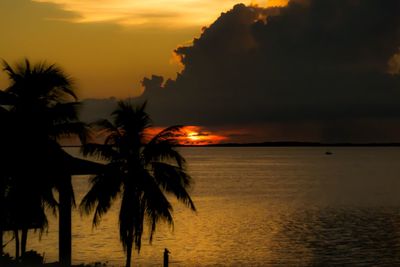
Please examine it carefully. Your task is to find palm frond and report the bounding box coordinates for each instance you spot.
[143,140,186,168]
[141,171,174,243]
[51,122,90,144]
[80,168,121,226]
[81,143,118,161]
[2,59,77,102]
[152,162,196,211]
[91,119,117,130]
[89,119,122,145]
[49,102,80,121]
[1,59,18,81]
[104,132,122,146]
[113,101,151,134]
[41,188,59,216]
[33,61,77,101]
[148,125,184,145]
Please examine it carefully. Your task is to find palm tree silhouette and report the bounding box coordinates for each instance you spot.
[80,101,196,267]
[0,103,12,257]
[0,59,93,264]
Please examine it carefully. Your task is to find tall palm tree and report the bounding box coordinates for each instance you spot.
[0,59,89,264]
[80,101,196,267]
[0,103,11,257]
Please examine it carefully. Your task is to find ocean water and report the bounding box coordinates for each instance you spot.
[4,147,400,266]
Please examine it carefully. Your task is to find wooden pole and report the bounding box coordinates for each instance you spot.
[14,230,19,260]
[59,175,72,267]
[0,229,3,256]
[163,248,170,267]
[0,204,3,256]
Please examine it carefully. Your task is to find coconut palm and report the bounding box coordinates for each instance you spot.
[0,59,89,264]
[80,101,196,267]
[0,104,11,257]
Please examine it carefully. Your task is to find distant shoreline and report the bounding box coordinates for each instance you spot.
[178,142,400,147]
[62,142,400,148]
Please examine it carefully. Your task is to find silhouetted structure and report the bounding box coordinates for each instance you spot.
[58,150,105,267]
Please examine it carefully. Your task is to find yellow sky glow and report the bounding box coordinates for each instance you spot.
[33,0,288,27]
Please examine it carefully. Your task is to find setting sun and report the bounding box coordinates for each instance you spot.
[145,126,228,145]
[180,126,228,145]
[187,131,201,141]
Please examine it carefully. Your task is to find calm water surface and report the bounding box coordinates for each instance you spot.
[5,147,400,266]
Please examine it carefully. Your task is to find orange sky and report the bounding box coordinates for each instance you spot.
[0,0,288,99]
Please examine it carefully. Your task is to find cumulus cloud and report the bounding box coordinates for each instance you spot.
[134,0,400,142]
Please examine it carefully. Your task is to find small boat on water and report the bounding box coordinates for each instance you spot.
[325,151,333,155]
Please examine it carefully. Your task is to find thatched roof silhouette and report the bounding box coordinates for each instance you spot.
[2,149,105,231]
[60,148,105,175]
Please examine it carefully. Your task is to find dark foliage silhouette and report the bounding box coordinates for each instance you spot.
[0,59,88,264]
[80,101,196,267]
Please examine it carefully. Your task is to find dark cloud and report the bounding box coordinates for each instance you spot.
[139,1,400,141]
[86,0,400,142]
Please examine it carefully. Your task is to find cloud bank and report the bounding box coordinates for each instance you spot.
[133,0,400,142]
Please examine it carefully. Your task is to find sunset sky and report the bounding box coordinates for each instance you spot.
[2,0,400,144]
[0,0,287,98]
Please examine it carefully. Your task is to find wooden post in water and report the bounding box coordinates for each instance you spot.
[0,201,3,257]
[14,230,19,259]
[59,174,72,267]
[0,228,3,257]
[0,176,4,257]
[163,248,170,267]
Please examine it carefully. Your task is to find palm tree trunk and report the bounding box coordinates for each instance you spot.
[0,211,3,256]
[21,228,28,256]
[125,243,133,267]
[14,230,19,260]
[59,175,72,267]
[125,233,133,267]
[0,228,3,256]
[0,179,4,257]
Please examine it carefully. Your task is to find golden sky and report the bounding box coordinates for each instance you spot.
[0,0,287,99]
[32,0,288,27]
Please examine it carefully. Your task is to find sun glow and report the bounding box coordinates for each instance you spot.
[187,131,201,142]
[181,126,228,145]
[146,126,228,145]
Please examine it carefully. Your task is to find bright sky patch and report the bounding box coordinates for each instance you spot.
[32,0,288,27]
